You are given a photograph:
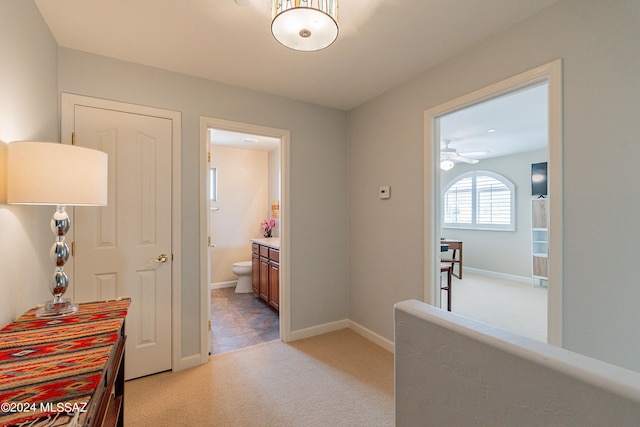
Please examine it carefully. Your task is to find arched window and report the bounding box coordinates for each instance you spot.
[443,171,515,231]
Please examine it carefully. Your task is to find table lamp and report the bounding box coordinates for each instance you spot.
[7,142,108,317]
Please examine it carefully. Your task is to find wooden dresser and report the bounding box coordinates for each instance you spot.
[0,298,130,426]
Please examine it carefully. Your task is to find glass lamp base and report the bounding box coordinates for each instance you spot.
[35,299,79,318]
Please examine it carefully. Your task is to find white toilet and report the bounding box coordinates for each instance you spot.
[231,261,253,293]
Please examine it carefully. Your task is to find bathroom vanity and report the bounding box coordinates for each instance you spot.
[251,238,280,312]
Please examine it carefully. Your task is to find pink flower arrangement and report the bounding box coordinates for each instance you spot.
[261,218,277,238]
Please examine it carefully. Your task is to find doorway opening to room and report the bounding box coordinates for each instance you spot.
[424,60,563,345]
[438,83,548,342]
[200,117,290,357]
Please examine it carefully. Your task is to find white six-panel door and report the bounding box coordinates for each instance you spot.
[72,105,173,379]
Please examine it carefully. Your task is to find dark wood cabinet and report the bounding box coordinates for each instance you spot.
[269,260,280,311]
[251,244,260,294]
[96,321,126,427]
[259,256,270,301]
[252,242,280,312]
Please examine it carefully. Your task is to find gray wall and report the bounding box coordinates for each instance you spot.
[441,149,547,278]
[4,0,640,375]
[395,300,640,426]
[349,0,640,372]
[58,48,349,357]
[0,0,349,361]
[0,0,60,325]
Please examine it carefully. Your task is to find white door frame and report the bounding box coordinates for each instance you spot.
[423,59,564,346]
[61,93,183,369]
[199,117,291,352]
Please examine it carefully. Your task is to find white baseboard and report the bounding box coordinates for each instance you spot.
[349,320,394,353]
[210,281,237,291]
[287,318,395,354]
[464,267,530,284]
[289,319,349,341]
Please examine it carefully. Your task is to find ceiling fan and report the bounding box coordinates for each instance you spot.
[440,140,487,170]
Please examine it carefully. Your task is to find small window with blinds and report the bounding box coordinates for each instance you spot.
[443,171,515,231]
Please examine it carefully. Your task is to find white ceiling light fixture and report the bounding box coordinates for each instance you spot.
[440,159,455,171]
[271,0,339,51]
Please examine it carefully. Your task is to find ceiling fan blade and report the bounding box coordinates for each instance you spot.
[452,155,479,164]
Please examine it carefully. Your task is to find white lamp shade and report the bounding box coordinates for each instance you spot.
[272,0,339,51]
[7,142,108,206]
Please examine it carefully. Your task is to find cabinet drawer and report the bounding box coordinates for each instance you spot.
[252,243,259,254]
[269,249,279,263]
[259,245,269,257]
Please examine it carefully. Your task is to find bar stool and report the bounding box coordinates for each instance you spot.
[440,262,453,311]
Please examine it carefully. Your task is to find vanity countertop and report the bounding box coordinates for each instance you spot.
[251,237,280,250]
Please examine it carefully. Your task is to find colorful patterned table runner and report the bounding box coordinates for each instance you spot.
[0,298,130,426]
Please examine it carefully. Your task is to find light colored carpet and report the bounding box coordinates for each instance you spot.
[448,272,547,342]
[125,329,394,426]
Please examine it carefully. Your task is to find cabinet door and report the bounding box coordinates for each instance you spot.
[259,257,269,302]
[251,253,260,294]
[533,256,548,278]
[269,261,279,311]
[532,199,549,228]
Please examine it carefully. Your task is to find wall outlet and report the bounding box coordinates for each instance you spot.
[379,185,391,199]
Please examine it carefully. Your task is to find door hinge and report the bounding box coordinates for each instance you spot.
[208,320,211,331]
[71,241,75,257]
[71,132,76,146]
[207,152,211,162]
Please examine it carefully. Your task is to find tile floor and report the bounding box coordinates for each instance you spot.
[210,287,280,355]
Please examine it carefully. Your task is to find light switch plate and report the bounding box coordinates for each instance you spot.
[379,185,390,199]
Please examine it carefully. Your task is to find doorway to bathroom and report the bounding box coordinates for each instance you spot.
[200,117,290,356]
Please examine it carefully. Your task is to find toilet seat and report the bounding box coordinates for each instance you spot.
[232,261,252,274]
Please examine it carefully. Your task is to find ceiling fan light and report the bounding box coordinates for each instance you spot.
[440,159,454,171]
[272,0,339,51]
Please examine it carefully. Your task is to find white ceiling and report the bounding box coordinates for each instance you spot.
[34,0,556,111]
[208,83,549,155]
[33,0,552,156]
[210,128,280,151]
[440,82,548,160]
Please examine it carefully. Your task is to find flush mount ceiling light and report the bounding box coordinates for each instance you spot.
[272,0,339,51]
